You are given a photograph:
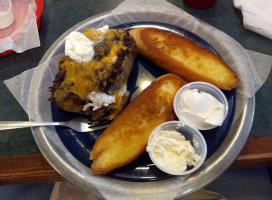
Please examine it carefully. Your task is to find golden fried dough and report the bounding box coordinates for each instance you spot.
[90,73,187,174]
[129,28,239,90]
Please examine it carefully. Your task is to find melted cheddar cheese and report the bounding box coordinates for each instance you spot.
[53,28,129,119]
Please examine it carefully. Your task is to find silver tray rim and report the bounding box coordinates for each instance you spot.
[32,11,255,198]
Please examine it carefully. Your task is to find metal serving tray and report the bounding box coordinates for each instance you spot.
[31,12,254,198]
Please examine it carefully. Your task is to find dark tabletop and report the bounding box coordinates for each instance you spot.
[0,0,271,159]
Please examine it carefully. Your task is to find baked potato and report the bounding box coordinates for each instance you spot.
[49,27,137,121]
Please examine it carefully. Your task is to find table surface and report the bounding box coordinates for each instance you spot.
[0,0,271,185]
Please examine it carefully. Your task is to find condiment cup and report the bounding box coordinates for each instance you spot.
[0,0,14,29]
[173,81,229,130]
[147,121,207,176]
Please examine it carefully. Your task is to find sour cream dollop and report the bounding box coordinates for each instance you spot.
[177,89,225,129]
[83,91,115,111]
[97,25,109,34]
[65,31,94,63]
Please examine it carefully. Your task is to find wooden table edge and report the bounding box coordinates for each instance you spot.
[0,136,272,185]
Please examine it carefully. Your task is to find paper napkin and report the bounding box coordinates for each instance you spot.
[233,0,272,40]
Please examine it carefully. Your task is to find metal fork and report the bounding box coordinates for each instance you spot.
[0,117,110,132]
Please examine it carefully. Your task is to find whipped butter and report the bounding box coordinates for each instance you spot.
[146,130,200,174]
[177,89,225,129]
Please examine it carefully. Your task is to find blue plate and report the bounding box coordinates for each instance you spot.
[51,22,236,182]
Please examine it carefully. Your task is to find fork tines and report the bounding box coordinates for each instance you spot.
[88,120,111,128]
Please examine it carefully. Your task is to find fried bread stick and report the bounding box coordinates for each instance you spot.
[90,73,186,174]
[129,28,239,90]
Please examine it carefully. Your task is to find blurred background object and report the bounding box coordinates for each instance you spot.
[0,0,14,29]
[183,0,217,9]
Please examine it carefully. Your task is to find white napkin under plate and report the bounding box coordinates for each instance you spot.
[233,0,272,40]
